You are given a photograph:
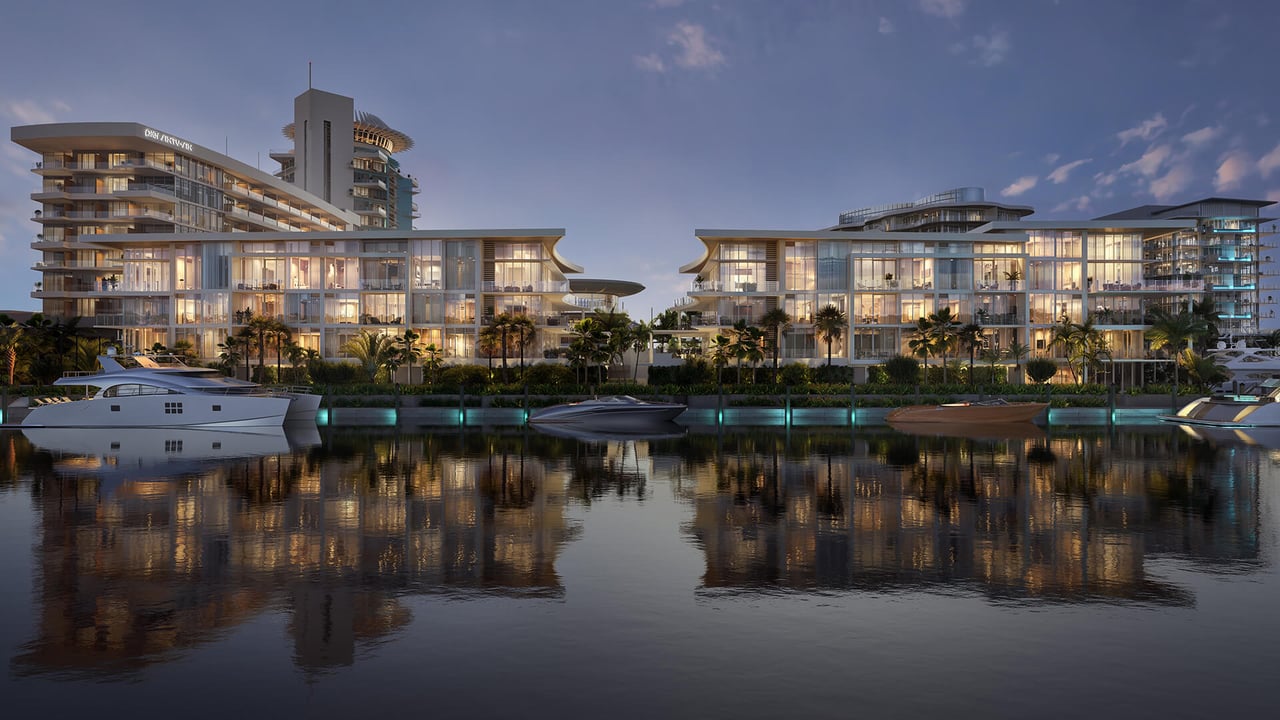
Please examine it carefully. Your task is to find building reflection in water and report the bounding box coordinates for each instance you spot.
[8,429,580,677]
[4,424,1267,678]
[673,428,1262,603]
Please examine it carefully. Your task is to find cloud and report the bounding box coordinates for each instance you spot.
[1150,164,1194,202]
[918,0,965,18]
[634,53,666,73]
[1094,171,1118,187]
[668,21,725,70]
[1001,175,1038,198]
[1047,158,1091,184]
[971,29,1011,67]
[1181,126,1222,148]
[652,0,686,6]
[1051,196,1092,214]
[878,17,895,34]
[634,22,725,73]
[1215,151,1252,192]
[4,99,66,125]
[1119,144,1171,178]
[1258,142,1280,178]
[1117,113,1167,146]
[1044,153,1061,165]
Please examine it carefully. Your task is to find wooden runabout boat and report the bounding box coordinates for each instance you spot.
[884,399,1048,424]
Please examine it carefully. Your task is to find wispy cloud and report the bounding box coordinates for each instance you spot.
[878,17,895,35]
[634,53,666,73]
[1044,153,1061,165]
[637,21,725,73]
[1257,142,1280,178]
[1051,195,1092,214]
[972,29,1011,67]
[1117,113,1167,146]
[1047,158,1091,184]
[1119,144,1172,178]
[918,0,966,18]
[670,21,725,69]
[1215,151,1252,192]
[4,99,68,125]
[1150,164,1194,201]
[1001,175,1037,198]
[652,0,686,7]
[1181,125,1223,148]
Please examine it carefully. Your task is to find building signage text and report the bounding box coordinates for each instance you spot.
[143,127,194,153]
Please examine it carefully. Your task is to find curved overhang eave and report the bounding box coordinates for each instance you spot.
[546,239,583,274]
[568,279,645,297]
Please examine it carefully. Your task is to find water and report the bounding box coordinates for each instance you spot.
[0,423,1274,719]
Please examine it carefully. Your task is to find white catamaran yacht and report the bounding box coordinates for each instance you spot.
[20,352,320,428]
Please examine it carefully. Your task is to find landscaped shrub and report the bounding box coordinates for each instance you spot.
[883,355,920,385]
[865,364,889,385]
[650,359,715,386]
[522,363,574,387]
[439,364,493,390]
[1025,358,1059,385]
[308,359,363,385]
[779,363,810,387]
[810,364,852,384]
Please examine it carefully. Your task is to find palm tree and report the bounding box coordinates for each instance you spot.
[908,317,937,379]
[813,304,847,367]
[1004,340,1030,384]
[568,318,606,385]
[341,330,399,382]
[1146,308,1209,397]
[216,335,245,378]
[1052,314,1110,383]
[727,320,764,384]
[980,346,1004,385]
[957,322,984,385]
[478,324,501,376]
[488,312,515,382]
[422,343,444,385]
[927,308,960,383]
[1190,297,1221,352]
[630,320,653,382]
[270,319,292,383]
[708,334,733,385]
[512,315,537,376]
[1181,348,1228,391]
[246,314,275,383]
[760,308,792,382]
[0,321,23,386]
[284,341,308,384]
[396,328,422,384]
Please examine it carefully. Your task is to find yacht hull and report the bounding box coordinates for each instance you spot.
[21,395,291,428]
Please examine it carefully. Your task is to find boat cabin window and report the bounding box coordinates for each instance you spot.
[103,384,178,397]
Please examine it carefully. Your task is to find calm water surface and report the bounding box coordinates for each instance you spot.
[0,423,1274,719]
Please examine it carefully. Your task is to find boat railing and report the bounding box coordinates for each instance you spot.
[61,369,102,378]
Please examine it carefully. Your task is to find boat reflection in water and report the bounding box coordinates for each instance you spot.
[531,420,686,443]
[3,424,1265,679]
[21,425,322,492]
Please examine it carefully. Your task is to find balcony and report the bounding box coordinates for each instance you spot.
[35,208,175,224]
[690,279,780,293]
[482,281,571,293]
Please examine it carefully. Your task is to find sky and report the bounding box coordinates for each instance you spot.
[1,0,1279,319]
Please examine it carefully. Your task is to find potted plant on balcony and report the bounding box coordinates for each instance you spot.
[1004,268,1022,290]
[105,275,118,291]
[884,272,895,288]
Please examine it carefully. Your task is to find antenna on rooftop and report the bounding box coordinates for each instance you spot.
[308,61,313,89]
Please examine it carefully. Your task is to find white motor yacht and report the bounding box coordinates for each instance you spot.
[529,395,686,427]
[1207,341,1280,387]
[1160,377,1280,428]
[21,353,299,428]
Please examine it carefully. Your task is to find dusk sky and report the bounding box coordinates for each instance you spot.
[2,0,1278,318]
